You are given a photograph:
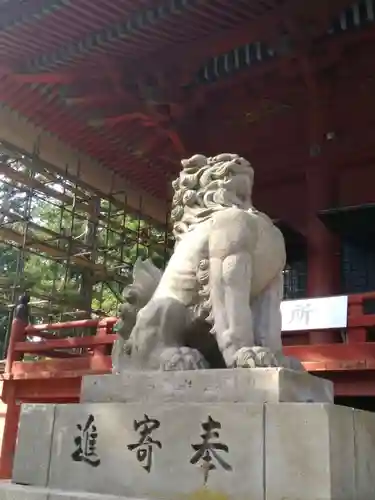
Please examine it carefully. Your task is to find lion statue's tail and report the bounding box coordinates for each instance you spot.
[130,257,163,305]
[112,258,162,372]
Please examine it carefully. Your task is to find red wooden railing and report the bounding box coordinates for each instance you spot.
[1,292,375,478]
[5,317,117,377]
[284,291,375,372]
[0,316,117,479]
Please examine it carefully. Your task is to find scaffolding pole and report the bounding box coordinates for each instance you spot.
[0,140,172,352]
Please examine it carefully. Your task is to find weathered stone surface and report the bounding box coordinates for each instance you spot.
[20,402,264,500]
[0,483,141,499]
[265,403,356,500]
[50,402,263,499]
[48,494,140,500]
[0,482,48,499]
[81,368,333,404]
[353,408,375,498]
[12,401,375,499]
[12,404,55,487]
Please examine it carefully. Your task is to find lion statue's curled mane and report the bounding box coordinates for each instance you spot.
[169,153,256,323]
[170,153,255,242]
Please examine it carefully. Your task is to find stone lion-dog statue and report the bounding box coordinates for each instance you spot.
[112,153,303,372]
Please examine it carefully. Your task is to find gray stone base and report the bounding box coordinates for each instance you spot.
[12,402,375,500]
[0,483,142,499]
[81,368,333,404]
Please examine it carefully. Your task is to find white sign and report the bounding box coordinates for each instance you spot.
[281,295,348,332]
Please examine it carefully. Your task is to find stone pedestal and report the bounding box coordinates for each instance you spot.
[81,367,334,404]
[1,369,375,500]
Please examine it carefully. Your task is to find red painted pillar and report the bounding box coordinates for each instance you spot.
[298,57,340,298]
[306,163,341,344]
[306,165,340,297]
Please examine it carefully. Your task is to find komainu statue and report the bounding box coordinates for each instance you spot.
[112,153,303,372]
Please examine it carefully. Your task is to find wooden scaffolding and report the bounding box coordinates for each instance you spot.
[0,141,172,349]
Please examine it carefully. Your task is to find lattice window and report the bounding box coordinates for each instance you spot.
[340,240,375,294]
[283,259,308,299]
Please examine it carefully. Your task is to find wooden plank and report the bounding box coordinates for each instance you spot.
[302,359,375,371]
[9,355,112,380]
[14,333,117,352]
[0,208,90,249]
[5,375,82,400]
[284,343,375,361]
[0,112,169,223]
[0,211,130,283]
[25,317,116,333]
[0,162,93,215]
[19,156,90,202]
[0,226,126,282]
[25,289,86,308]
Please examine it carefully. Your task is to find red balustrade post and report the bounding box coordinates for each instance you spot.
[0,314,27,478]
[5,317,27,374]
[347,295,367,343]
[92,318,116,372]
[0,383,20,479]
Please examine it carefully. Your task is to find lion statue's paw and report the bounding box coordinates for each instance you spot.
[233,346,280,368]
[159,346,209,371]
[233,346,305,371]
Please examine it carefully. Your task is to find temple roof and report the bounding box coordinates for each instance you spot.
[0,0,370,199]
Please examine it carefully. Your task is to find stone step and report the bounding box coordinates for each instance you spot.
[81,368,333,404]
[0,482,143,499]
[12,401,375,500]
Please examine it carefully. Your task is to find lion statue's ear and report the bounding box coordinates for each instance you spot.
[209,153,239,164]
[181,154,207,169]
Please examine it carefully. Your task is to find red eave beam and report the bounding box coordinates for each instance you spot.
[89,113,154,128]
[121,0,356,81]
[10,72,75,85]
[90,113,185,155]
[6,68,124,86]
[65,95,122,107]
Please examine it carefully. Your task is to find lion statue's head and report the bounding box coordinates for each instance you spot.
[170,153,254,241]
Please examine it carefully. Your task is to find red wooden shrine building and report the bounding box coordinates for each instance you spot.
[2,0,375,478]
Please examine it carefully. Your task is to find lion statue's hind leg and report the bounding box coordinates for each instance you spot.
[126,296,209,371]
[252,272,284,353]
